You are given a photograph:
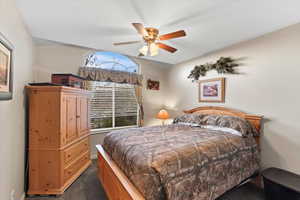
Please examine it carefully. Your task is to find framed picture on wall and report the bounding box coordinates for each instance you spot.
[0,33,13,100]
[199,77,225,102]
[147,79,160,90]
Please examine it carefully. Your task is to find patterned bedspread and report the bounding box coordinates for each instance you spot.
[103,124,260,200]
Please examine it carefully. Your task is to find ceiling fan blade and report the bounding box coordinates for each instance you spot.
[157,42,177,53]
[113,41,141,46]
[159,30,186,41]
[132,23,148,36]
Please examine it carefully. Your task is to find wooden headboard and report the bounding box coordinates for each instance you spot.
[183,106,263,145]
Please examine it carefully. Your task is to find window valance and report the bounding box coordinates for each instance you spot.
[79,67,143,86]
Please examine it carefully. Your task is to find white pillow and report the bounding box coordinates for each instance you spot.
[177,122,201,127]
[201,125,242,136]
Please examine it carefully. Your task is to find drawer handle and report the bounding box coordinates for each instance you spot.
[67,154,71,158]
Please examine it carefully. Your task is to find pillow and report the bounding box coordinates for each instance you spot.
[201,115,258,137]
[173,114,207,125]
[176,122,201,127]
[201,125,242,137]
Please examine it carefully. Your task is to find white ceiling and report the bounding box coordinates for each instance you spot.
[17,0,300,64]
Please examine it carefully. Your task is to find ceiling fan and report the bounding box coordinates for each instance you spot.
[113,23,186,57]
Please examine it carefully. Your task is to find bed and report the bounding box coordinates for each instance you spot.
[96,106,263,200]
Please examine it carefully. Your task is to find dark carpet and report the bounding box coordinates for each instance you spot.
[26,160,265,200]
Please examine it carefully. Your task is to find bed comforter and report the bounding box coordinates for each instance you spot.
[103,124,260,200]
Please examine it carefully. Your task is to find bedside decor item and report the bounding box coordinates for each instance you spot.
[199,78,225,102]
[188,57,239,81]
[51,73,85,89]
[0,33,13,100]
[156,109,169,125]
[147,79,160,90]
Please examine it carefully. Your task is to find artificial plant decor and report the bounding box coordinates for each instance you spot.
[188,57,240,81]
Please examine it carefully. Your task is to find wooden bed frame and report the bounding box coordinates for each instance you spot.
[97,106,263,200]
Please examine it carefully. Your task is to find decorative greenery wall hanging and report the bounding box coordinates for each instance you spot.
[188,57,240,82]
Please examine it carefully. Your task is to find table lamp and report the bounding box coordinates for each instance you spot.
[156,109,170,125]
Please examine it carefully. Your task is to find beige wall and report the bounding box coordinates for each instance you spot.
[166,23,300,174]
[0,0,34,199]
[34,42,171,156]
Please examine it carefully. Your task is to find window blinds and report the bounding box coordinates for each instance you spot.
[87,81,138,129]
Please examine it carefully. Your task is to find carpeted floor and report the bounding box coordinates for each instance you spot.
[26,160,265,200]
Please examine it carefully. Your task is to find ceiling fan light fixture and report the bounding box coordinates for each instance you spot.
[149,43,159,56]
[139,45,148,56]
[114,23,185,56]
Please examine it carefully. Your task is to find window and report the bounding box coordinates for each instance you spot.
[84,52,139,130]
[85,51,138,73]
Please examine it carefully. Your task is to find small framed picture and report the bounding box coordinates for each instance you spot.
[199,77,225,102]
[147,79,160,90]
[0,34,13,100]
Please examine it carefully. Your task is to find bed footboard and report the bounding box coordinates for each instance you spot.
[96,145,145,200]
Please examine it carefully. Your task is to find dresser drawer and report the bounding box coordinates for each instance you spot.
[63,152,90,182]
[63,137,89,165]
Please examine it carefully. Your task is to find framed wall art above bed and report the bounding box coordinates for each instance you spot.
[0,33,13,100]
[199,77,225,103]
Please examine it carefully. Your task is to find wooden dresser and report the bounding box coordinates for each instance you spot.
[26,86,91,195]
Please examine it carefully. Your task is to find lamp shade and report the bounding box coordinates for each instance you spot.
[139,45,148,56]
[156,109,169,120]
[149,43,159,56]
